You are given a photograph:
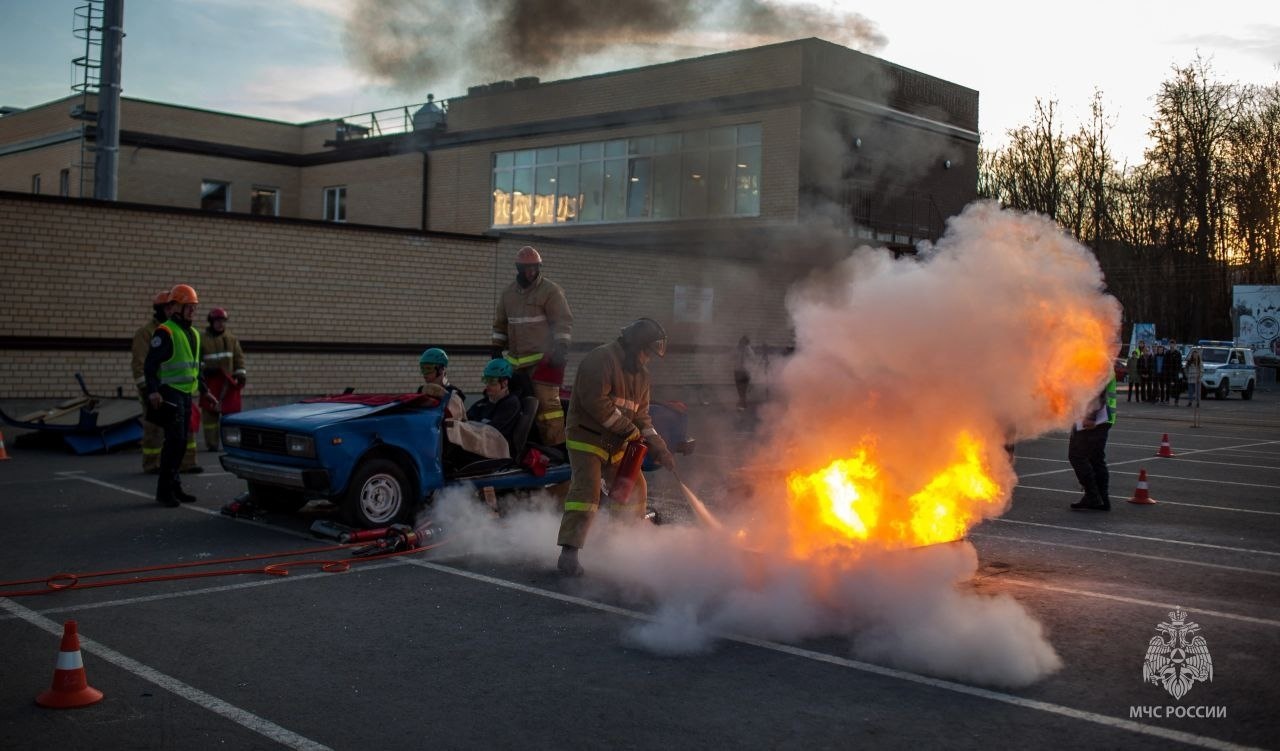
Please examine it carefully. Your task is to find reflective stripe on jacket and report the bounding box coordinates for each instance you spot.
[201,328,246,378]
[491,276,573,361]
[157,320,201,394]
[565,340,654,462]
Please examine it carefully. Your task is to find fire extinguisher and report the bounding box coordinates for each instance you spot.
[607,440,648,502]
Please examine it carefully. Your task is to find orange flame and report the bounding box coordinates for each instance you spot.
[785,432,1004,557]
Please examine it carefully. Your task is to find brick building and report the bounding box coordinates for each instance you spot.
[0,38,978,399]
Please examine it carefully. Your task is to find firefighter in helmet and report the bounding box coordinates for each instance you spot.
[131,289,200,473]
[556,318,676,577]
[199,306,246,451]
[491,245,573,446]
[143,284,214,506]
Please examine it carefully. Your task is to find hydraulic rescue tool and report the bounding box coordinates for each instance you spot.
[348,521,447,557]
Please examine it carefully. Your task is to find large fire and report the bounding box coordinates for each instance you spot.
[784,431,1005,558]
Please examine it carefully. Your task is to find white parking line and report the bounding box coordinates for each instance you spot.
[0,598,332,751]
[1016,484,1280,516]
[993,518,1280,557]
[1018,439,1280,479]
[1107,471,1280,491]
[989,578,1280,628]
[399,558,1256,751]
[970,532,1280,578]
[59,473,319,542]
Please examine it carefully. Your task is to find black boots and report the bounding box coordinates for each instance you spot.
[1070,495,1110,512]
[557,545,584,577]
[157,477,196,506]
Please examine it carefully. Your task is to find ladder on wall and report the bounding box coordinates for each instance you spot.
[71,1,104,198]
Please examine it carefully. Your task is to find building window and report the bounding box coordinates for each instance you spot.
[491,123,762,227]
[59,169,70,197]
[323,186,346,222]
[201,180,230,211]
[31,174,41,194]
[250,187,279,216]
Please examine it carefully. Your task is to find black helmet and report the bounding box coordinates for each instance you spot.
[620,318,667,358]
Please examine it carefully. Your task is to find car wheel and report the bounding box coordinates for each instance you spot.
[1216,379,1229,400]
[1242,380,1254,400]
[344,458,412,528]
[246,481,307,513]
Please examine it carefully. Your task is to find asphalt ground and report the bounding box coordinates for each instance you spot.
[1,387,1278,750]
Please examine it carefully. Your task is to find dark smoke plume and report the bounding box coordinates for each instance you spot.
[344,0,887,92]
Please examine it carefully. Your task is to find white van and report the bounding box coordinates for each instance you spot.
[1197,346,1257,400]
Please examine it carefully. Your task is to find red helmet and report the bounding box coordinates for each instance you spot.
[169,284,199,305]
[208,307,228,321]
[152,290,171,305]
[515,246,542,265]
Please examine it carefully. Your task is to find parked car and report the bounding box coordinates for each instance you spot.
[1114,357,1128,384]
[219,391,693,528]
[1195,345,1257,400]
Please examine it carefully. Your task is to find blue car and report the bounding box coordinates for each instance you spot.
[219,391,692,528]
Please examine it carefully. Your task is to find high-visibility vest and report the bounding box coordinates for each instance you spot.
[157,320,201,394]
[1105,376,1117,424]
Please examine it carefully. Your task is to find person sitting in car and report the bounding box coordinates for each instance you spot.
[418,347,465,419]
[443,359,524,466]
[466,359,523,449]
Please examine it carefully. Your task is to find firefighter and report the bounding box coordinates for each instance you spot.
[131,290,172,473]
[199,307,246,451]
[491,245,573,446]
[556,318,676,577]
[144,284,214,506]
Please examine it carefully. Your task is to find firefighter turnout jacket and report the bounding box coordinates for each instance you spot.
[200,328,246,383]
[565,340,666,463]
[491,275,573,369]
[131,312,167,391]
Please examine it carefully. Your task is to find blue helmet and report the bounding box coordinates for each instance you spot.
[419,347,449,367]
[483,358,513,379]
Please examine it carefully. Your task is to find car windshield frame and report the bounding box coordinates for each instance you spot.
[1200,348,1230,365]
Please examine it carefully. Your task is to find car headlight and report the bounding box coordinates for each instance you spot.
[223,426,241,447]
[286,434,316,458]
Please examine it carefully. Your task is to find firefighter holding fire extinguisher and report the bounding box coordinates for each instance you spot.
[491,245,573,446]
[556,318,676,577]
[199,307,246,451]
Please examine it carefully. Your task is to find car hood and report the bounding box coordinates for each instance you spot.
[224,398,436,432]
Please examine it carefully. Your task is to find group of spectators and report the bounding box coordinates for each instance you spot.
[1124,340,1198,406]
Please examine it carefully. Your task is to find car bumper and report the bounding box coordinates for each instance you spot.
[220,454,330,493]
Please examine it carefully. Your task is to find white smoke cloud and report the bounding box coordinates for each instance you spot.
[420,204,1117,687]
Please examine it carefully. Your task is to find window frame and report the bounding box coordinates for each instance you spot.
[490,123,762,228]
[200,179,230,212]
[250,186,280,217]
[323,185,347,223]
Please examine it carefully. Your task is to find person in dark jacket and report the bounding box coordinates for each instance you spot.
[466,359,523,447]
[143,284,213,507]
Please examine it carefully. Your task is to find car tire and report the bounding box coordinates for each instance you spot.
[1216,379,1229,400]
[1242,380,1254,400]
[246,481,307,513]
[344,458,413,528]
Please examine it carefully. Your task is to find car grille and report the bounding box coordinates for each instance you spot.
[241,427,287,455]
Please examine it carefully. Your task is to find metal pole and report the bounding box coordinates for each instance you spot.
[93,0,123,201]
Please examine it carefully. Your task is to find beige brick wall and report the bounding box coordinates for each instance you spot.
[299,152,423,228]
[117,150,302,215]
[428,106,802,236]
[0,96,82,145]
[448,44,803,130]
[0,195,794,399]
[0,141,81,195]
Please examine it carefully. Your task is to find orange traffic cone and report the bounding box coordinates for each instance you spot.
[1156,433,1175,458]
[35,621,103,709]
[0,429,9,460]
[1128,468,1158,505]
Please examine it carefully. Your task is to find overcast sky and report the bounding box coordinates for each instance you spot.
[1,0,1277,164]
